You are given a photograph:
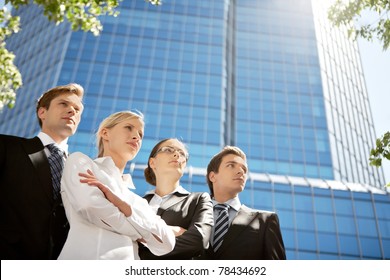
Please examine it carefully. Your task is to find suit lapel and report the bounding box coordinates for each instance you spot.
[157,193,188,215]
[24,137,53,201]
[214,205,258,254]
[144,192,189,216]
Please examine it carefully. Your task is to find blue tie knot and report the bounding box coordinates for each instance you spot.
[47,143,64,156]
[214,203,229,212]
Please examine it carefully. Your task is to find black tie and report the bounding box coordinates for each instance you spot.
[46,144,65,200]
[213,204,230,252]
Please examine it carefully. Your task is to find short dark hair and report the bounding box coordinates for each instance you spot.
[36,83,84,127]
[206,146,246,197]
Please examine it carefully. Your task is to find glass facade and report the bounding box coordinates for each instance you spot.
[1,0,389,259]
[312,0,385,187]
[235,1,333,179]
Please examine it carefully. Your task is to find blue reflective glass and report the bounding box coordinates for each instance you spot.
[295,212,315,231]
[382,239,390,259]
[336,216,357,235]
[281,228,296,249]
[357,217,378,237]
[360,237,381,258]
[377,219,390,238]
[334,198,354,215]
[318,232,338,253]
[253,189,273,209]
[338,235,360,255]
[374,201,390,219]
[294,194,313,211]
[277,210,295,229]
[297,231,317,251]
[316,213,336,233]
[354,200,375,218]
[274,192,293,211]
[313,196,334,214]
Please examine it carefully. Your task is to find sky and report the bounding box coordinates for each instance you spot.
[358,38,390,183]
[1,1,389,183]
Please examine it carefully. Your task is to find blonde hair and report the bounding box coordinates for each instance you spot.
[96,111,144,157]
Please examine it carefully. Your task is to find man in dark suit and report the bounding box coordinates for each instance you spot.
[204,146,286,260]
[0,83,84,259]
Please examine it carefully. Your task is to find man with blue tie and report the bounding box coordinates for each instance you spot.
[204,146,286,260]
[0,83,84,259]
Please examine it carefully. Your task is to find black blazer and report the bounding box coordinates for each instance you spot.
[203,205,286,260]
[139,191,214,259]
[0,135,69,259]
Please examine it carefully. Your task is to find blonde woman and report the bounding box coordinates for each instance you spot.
[58,111,175,259]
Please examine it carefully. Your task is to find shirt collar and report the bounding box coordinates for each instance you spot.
[212,196,241,212]
[38,131,69,154]
[94,156,136,190]
[145,185,190,197]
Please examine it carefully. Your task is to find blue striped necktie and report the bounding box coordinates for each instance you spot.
[46,144,65,200]
[213,203,230,252]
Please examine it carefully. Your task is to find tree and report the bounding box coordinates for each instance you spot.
[328,0,390,51]
[369,132,390,186]
[328,1,390,186]
[0,0,161,110]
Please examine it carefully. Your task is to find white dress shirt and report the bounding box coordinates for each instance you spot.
[38,131,69,156]
[58,152,175,260]
[146,185,190,213]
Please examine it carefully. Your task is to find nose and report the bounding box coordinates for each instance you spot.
[67,106,76,115]
[132,133,141,141]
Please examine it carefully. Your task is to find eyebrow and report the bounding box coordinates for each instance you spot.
[225,160,248,169]
[166,145,186,151]
[58,98,83,108]
[124,123,144,137]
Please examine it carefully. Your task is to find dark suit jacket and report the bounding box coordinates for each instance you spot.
[0,135,69,259]
[203,205,286,260]
[139,191,214,259]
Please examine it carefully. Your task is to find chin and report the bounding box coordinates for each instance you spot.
[128,151,139,160]
[64,126,77,135]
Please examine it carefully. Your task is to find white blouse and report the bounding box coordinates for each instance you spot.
[58,152,175,260]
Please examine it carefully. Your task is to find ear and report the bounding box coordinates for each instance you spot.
[100,128,110,140]
[208,171,216,183]
[149,157,156,169]
[37,107,46,122]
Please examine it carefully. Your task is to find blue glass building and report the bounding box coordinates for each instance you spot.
[1,0,389,259]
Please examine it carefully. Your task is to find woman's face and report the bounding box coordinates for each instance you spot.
[101,117,144,161]
[149,139,188,178]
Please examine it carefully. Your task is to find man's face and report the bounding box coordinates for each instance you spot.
[38,93,83,142]
[209,153,248,200]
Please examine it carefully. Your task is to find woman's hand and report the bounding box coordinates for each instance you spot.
[79,169,132,217]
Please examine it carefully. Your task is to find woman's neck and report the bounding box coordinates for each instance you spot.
[103,152,127,174]
[155,176,180,197]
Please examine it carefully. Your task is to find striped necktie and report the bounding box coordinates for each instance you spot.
[213,203,230,252]
[46,144,65,200]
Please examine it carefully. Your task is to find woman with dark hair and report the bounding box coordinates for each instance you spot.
[139,138,214,259]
